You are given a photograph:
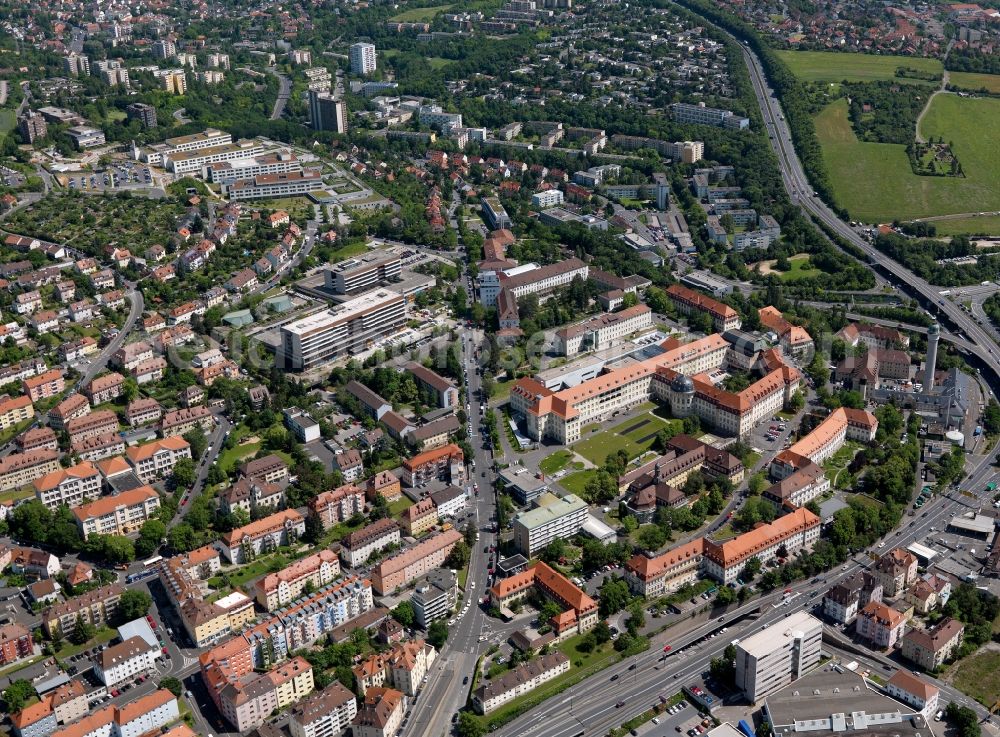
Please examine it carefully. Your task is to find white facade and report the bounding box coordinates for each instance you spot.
[531,189,564,209]
[350,43,377,75]
[735,611,822,703]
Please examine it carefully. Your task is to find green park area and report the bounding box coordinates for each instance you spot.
[933,215,1000,236]
[559,469,596,496]
[949,71,1000,94]
[0,109,15,133]
[775,50,941,84]
[572,413,681,466]
[952,649,1000,707]
[539,450,579,475]
[813,96,1000,226]
[389,3,454,21]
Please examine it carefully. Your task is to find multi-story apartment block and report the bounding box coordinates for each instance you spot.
[289,682,358,737]
[42,582,124,637]
[480,197,511,231]
[308,91,349,133]
[856,601,907,649]
[73,485,162,539]
[84,372,125,405]
[669,102,750,130]
[0,449,61,492]
[472,652,570,714]
[50,394,91,430]
[23,369,65,402]
[241,454,290,484]
[341,518,402,568]
[900,618,964,670]
[18,110,48,143]
[17,427,57,453]
[254,549,342,611]
[33,461,101,511]
[94,636,159,688]
[430,485,467,519]
[50,679,89,725]
[406,363,459,409]
[353,688,404,737]
[71,432,127,462]
[411,569,457,629]
[278,290,407,370]
[126,103,157,129]
[112,341,154,371]
[0,622,33,665]
[873,548,919,597]
[372,528,462,595]
[309,483,366,530]
[624,539,704,598]
[735,611,822,703]
[219,509,305,564]
[333,449,364,482]
[400,498,438,537]
[126,398,163,427]
[66,410,120,444]
[367,470,402,502]
[822,571,883,624]
[401,443,465,487]
[125,436,191,483]
[161,405,214,436]
[0,395,33,430]
[350,43,377,75]
[353,640,436,697]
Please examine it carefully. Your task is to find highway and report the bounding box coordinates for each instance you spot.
[495,444,999,737]
[736,41,1000,381]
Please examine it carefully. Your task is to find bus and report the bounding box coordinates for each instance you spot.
[987,482,998,493]
[738,721,756,737]
[142,555,163,569]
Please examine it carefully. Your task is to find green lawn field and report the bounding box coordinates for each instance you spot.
[0,109,15,134]
[572,413,680,465]
[814,96,1000,225]
[949,71,1000,94]
[775,50,941,85]
[932,215,1000,236]
[776,254,822,282]
[389,4,454,21]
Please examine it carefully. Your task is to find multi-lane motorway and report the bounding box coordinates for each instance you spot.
[736,42,999,379]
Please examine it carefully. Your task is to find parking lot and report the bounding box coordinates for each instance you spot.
[64,161,153,192]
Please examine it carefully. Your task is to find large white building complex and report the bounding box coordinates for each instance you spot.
[510,332,802,444]
[278,290,407,370]
[224,171,324,200]
[512,493,589,556]
[162,140,265,174]
[735,611,823,702]
[554,304,652,356]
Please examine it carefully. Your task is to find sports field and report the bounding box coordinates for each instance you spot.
[814,96,1000,225]
[775,50,941,85]
[389,3,453,21]
[572,412,681,465]
[949,71,1000,94]
[0,109,14,134]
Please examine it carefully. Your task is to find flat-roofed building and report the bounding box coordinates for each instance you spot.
[735,610,822,702]
[513,493,588,556]
[278,291,407,370]
[73,485,161,539]
[411,569,457,628]
[204,151,301,183]
[225,170,324,200]
[325,255,402,295]
[163,140,265,174]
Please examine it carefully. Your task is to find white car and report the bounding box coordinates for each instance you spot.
[470,582,476,589]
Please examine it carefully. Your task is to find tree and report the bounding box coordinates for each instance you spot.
[445,541,470,569]
[3,679,35,712]
[598,578,631,618]
[117,590,152,623]
[715,586,736,606]
[457,711,486,737]
[168,523,198,553]
[593,620,612,644]
[539,538,567,564]
[172,458,196,488]
[183,428,208,460]
[392,601,415,628]
[743,556,762,580]
[748,472,767,495]
[304,512,324,544]
[626,601,645,634]
[135,520,166,559]
[122,378,139,403]
[427,620,449,648]
[159,677,183,698]
[71,614,96,645]
[636,525,667,551]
